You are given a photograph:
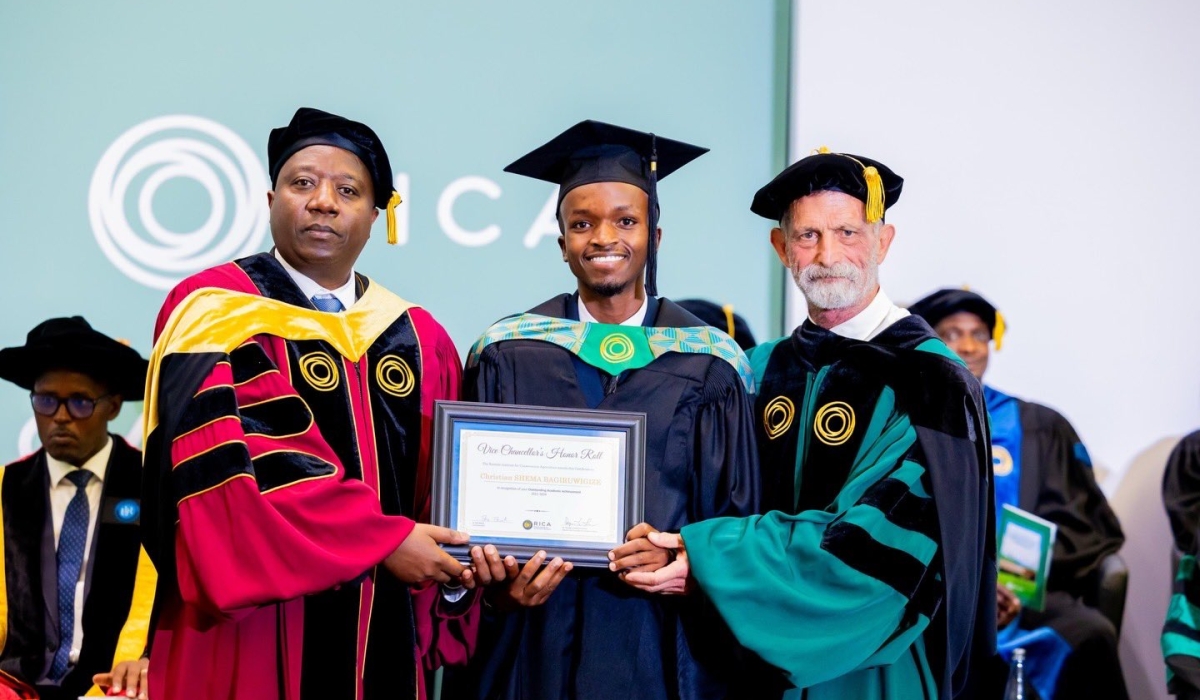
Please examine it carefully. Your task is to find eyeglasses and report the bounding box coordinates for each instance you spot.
[30,393,112,420]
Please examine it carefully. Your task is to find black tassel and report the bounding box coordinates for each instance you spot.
[645,134,659,297]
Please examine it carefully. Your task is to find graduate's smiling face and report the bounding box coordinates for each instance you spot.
[935,311,991,380]
[268,145,379,289]
[771,190,894,312]
[32,370,122,467]
[558,182,660,301]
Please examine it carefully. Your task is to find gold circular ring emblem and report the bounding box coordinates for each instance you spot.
[376,355,416,398]
[814,401,856,446]
[599,333,635,363]
[298,352,339,392]
[763,396,795,440]
[992,445,1014,477]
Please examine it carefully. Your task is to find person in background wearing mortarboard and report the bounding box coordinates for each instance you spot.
[0,318,154,700]
[622,150,995,700]
[140,107,480,700]
[909,288,1127,700]
[453,120,760,700]
[676,299,758,352]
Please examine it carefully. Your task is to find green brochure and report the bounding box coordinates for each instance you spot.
[996,504,1057,611]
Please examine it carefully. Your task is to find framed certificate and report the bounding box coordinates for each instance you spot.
[431,400,646,567]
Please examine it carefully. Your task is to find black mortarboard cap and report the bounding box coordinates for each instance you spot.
[677,299,758,351]
[268,107,404,243]
[504,120,708,296]
[751,148,904,223]
[908,288,1007,350]
[0,317,149,399]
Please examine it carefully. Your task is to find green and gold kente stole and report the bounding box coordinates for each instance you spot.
[466,313,755,393]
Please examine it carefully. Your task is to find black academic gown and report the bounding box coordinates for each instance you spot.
[0,436,143,700]
[1005,400,1127,700]
[746,317,995,700]
[1012,401,1124,598]
[460,293,760,700]
[1165,430,1200,558]
[1162,431,1200,698]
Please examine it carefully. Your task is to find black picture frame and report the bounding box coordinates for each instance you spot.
[431,400,646,567]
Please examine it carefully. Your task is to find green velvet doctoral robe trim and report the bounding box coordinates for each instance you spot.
[683,320,991,700]
[1164,554,1200,694]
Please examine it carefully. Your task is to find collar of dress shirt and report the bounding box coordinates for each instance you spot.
[46,435,112,487]
[821,288,910,341]
[578,294,650,326]
[273,249,357,311]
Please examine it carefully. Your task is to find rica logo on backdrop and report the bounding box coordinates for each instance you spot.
[88,114,563,291]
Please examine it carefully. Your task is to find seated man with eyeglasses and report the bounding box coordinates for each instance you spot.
[0,317,154,700]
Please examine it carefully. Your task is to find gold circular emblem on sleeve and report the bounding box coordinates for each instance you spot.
[992,444,1014,477]
[599,333,636,363]
[814,401,856,446]
[298,352,340,392]
[376,355,416,398]
[763,396,796,440]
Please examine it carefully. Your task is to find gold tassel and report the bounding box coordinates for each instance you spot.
[993,310,1006,351]
[385,190,403,245]
[863,166,884,223]
[816,145,831,154]
[721,304,736,338]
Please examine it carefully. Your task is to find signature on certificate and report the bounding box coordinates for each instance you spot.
[473,515,510,525]
[564,517,595,528]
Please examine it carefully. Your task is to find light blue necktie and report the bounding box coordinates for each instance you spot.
[48,469,92,680]
[311,293,345,313]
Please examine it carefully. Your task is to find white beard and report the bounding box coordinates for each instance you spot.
[791,246,880,311]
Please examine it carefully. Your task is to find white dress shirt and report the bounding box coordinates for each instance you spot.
[46,436,112,664]
[578,295,650,326]
[821,288,909,341]
[274,249,357,310]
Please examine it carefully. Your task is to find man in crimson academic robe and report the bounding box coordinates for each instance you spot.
[141,107,478,700]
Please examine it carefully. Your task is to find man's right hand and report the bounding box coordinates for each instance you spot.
[621,531,692,595]
[94,656,149,698]
[996,583,1022,627]
[383,524,469,585]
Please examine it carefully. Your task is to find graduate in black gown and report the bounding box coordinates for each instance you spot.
[909,289,1127,700]
[458,121,760,700]
[1162,430,1200,699]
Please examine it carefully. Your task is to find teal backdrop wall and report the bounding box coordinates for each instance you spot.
[0,1,787,460]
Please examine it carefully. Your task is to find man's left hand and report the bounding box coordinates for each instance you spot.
[621,531,692,595]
